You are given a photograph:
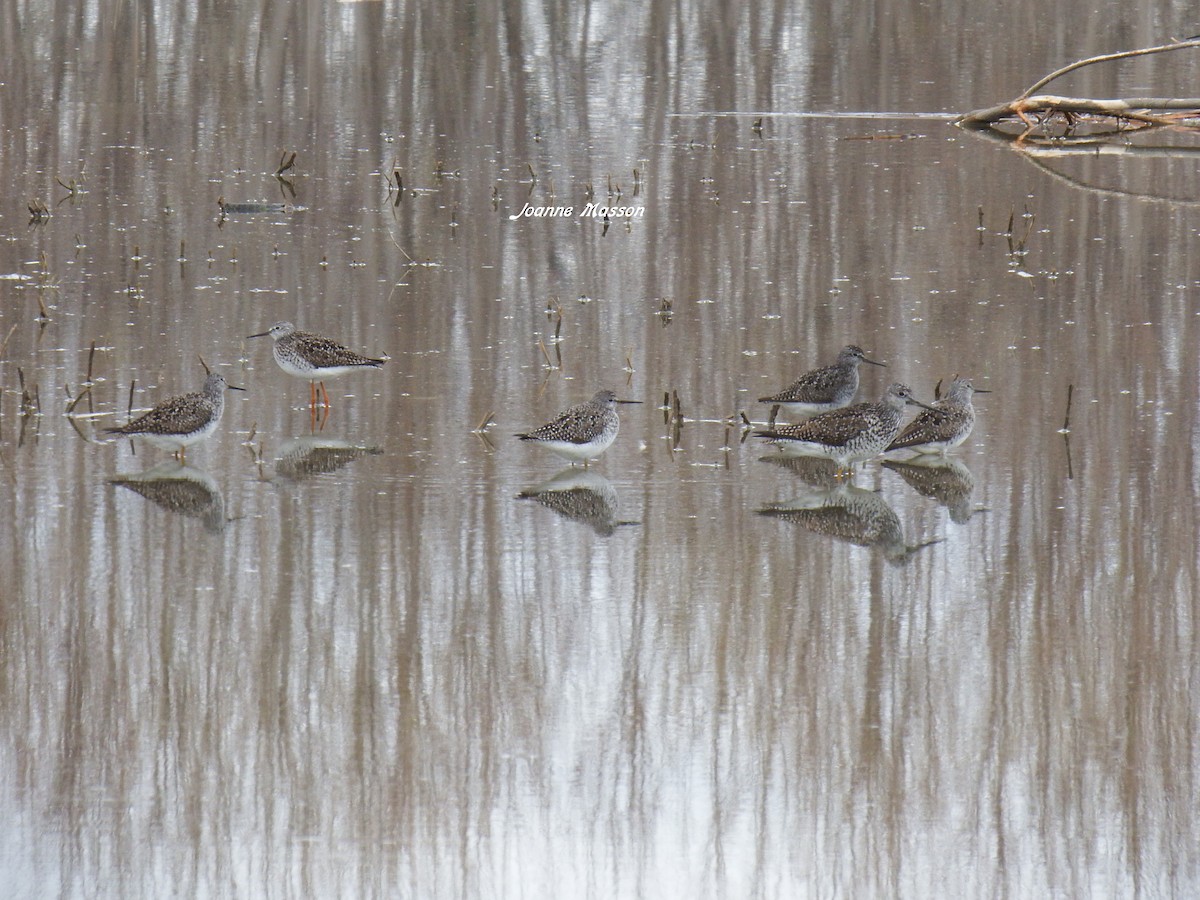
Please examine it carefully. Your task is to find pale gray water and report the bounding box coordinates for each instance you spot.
[2,1,1200,897]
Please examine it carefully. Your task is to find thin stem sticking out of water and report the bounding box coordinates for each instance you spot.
[668,390,683,449]
[66,384,92,415]
[275,150,297,176]
[473,410,494,433]
[0,324,16,360]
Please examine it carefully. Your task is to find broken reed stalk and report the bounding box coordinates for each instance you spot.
[86,341,96,383]
[537,338,554,368]
[127,379,136,419]
[17,370,41,416]
[66,384,92,415]
[275,150,297,176]
[0,324,16,359]
[1062,384,1074,431]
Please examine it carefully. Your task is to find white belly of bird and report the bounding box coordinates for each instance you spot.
[141,417,220,450]
[902,431,967,456]
[274,353,364,380]
[535,431,617,462]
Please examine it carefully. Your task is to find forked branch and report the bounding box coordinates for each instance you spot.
[958,40,1200,132]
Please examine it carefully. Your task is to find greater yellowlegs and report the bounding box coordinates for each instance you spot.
[516,389,637,464]
[759,344,886,419]
[247,322,386,411]
[884,376,989,456]
[755,382,935,475]
[104,373,244,460]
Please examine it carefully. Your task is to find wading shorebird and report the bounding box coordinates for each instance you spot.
[104,373,244,461]
[755,382,936,476]
[516,389,640,465]
[885,375,990,457]
[759,344,886,419]
[247,322,386,413]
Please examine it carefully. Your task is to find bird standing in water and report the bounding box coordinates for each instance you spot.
[105,372,244,461]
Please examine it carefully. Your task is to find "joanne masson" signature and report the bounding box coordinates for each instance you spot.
[509,202,646,221]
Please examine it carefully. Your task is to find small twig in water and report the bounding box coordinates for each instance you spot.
[275,150,297,176]
[66,384,93,415]
[0,324,16,360]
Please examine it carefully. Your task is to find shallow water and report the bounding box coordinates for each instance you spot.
[3,1,1200,897]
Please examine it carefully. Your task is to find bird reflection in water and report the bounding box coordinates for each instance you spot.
[757,483,939,564]
[883,457,982,524]
[757,453,843,489]
[109,461,227,533]
[274,435,383,482]
[517,468,639,536]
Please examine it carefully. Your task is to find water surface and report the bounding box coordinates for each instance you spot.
[2,1,1200,897]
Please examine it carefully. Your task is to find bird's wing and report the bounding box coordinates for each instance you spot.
[110,393,212,436]
[298,333,384,368]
